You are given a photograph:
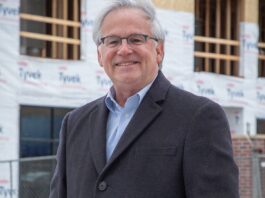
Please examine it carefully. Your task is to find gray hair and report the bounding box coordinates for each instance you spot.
[92,0,165,46]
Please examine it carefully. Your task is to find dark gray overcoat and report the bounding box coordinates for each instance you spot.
[49,71,239,198]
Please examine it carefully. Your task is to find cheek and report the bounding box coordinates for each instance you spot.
[102,51,114,64]
[98,47,113,64]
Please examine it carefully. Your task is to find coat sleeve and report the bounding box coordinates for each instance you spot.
[49,113,69,198]
[183,101,239,198]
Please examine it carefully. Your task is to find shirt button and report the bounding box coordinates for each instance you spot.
[98,181,107,191]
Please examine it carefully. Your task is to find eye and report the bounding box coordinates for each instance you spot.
[105,37,120,47]
[129,35,145,45]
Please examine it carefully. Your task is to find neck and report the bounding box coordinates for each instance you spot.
[114,86,140,107]
[112,71,159,106]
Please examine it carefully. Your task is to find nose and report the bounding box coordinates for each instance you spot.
[116,39,133,55]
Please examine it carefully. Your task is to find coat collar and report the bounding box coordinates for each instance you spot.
[89,71,171,174]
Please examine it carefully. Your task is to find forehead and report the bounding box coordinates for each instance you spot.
[100,8,152,35]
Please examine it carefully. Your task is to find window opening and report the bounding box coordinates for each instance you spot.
[20,0,81,60]
[194,0,240,76]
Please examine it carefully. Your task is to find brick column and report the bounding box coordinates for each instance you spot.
[232,135,253,198]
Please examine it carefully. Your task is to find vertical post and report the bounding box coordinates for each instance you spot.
[152,0,194,12]
[215,0,221,74]
[225,0,232,75]
[258,0,265,77]
[234,0,241,76]
[57,0,63,59]
[73,0,79,60]
[62,0,68,59]
[52,0,57,59]
[205,0,210,72]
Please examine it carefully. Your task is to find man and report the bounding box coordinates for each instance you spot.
[49,0,239,197]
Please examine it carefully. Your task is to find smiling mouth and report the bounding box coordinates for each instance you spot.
[115,61,139,66]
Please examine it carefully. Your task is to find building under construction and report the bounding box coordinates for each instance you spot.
[0,0,265,197]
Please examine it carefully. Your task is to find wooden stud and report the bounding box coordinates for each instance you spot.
[259,1,265,76]
[52,1,57,59]
[20,31,80,45]
[194,36,239,46]
[20,14,80,27]
[215,0,221,74]
[234,0,241,76]
[62,0,68,59]
[194,51,240,61]
[57,0,63,59]
[73,0,79,60]
[204,0,210,72]
[225,0,232,75]
[195,0,200,20]
[152,0,194,12]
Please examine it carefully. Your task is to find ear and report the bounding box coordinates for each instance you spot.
[155,42,164,66]
[97,47,103,67]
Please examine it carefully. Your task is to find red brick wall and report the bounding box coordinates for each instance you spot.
[232,135,265,198]
[251,136,265,198]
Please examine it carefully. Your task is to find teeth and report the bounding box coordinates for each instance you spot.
[116,62,137,66]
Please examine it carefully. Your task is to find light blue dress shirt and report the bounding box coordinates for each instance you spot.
[105,81,154,161]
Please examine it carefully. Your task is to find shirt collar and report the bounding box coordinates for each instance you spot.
[105,75,157,113]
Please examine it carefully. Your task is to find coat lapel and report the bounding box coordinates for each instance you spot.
[106,97,161,165]
[104,72,171,168]
[89,98,108,174]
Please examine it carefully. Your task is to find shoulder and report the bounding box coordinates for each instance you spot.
[167,85,211,107]
[166,85,225,118]
[66,96,105,122]
[149,72,224,117]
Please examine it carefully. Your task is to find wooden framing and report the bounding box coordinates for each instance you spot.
[194,36,240,61]
[20,0,81,60]
[73,0,79,60]
[152,0,194,12]
[194,51,239,61]
[205,0,210,72]
[20,32,80,45]
[194,36,239,46]
[225,0,232,75]
[194,0,240,76]
[258,0,265,77]
[258,42,265,76]
[215,0,221,73]
[52,0,57,58]
[62,0,68,59]
[20,14,80,27]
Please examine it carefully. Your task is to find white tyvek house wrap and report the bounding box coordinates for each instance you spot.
[239,22,259,79]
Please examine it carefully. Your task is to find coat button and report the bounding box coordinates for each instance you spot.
[98,181,107,191]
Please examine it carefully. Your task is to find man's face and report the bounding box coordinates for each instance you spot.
[97,8,164,91]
